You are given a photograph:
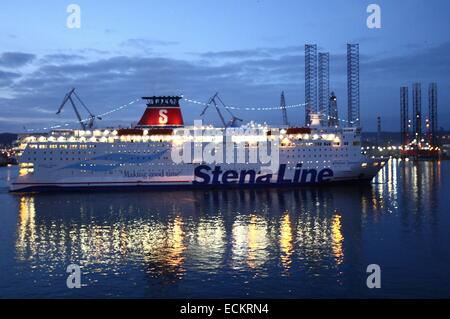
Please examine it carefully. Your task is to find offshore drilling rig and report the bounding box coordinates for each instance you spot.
[399,82,440,159]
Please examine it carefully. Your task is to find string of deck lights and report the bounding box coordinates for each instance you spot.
[183,97,358,124]
[183,97,307,111]
[25,98,141,132]
[25,96,357,132]
[326,116,358,125]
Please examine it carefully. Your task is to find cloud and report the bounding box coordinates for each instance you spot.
[0,50,306,131]
[0,52,36,67]
[40,54,86,64]
[200,49,272,59]
[362,41,450,82]
[30,106,56,114]
[0,70,21,87]
[198,46,305,60]
[0,41,449,132]
[79,48,110,55]
[120,38,179,52]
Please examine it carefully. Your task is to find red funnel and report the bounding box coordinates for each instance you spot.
[137,96,184,127]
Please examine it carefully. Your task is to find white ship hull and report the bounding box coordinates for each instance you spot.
[10,140,384,192]
[10,96,386,192]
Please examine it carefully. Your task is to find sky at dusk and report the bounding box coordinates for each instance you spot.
[0,0,449,132]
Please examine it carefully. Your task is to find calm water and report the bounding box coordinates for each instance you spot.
[0,159,449,298]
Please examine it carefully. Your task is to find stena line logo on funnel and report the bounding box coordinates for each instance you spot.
[193,163,334,185]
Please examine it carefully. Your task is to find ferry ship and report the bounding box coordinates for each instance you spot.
[10,96,384,192]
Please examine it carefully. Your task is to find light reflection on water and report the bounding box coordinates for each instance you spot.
[15,190,348,283]
[2,158,450,298]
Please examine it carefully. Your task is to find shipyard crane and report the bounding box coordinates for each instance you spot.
[200,92,243,128]
[280,91,289,126]
[56,88,102,130]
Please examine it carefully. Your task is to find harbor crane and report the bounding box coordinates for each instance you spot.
[56,88,101,130]
[280,91,289,126]
[200,92,243,128]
